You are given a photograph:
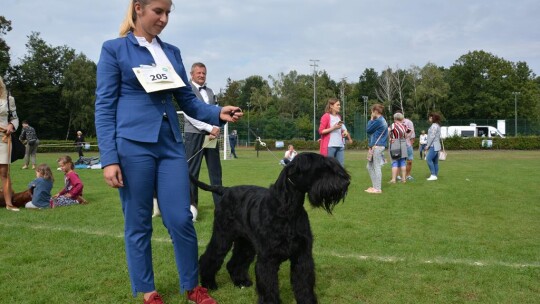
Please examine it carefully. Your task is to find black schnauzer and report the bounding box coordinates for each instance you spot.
[192,152,350,303]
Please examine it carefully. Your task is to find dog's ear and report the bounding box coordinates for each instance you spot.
[286,152,314,176]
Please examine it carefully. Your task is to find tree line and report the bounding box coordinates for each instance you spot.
[1,15,539,140]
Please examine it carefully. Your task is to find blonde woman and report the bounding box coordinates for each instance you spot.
[0,78,20,211]
[95,0,242,303]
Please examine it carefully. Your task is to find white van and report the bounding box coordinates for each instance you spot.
[441,124,505,139]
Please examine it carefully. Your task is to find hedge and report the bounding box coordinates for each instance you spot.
[34,136,540,155]
[256,136,540,151]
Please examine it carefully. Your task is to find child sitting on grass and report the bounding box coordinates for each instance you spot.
[25,164,54,209]
[50,155,87,207]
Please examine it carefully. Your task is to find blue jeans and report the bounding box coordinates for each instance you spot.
[426,146,439,176]
[328,146,345,166]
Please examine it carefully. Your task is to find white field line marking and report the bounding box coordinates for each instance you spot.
[3,222,539,269]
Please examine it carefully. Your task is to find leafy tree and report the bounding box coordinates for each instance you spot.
[220,78,241,107]
[269,71,312,119]
[61,53,97,139]
[446,50,514,118]
[239,75,266,110]
[416,63,449,117]
[357,68,379,100]
[376,67,396,113]
[5,32,76,139]
[0,16,12,76]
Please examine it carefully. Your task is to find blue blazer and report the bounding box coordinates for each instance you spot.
[95,32,221,167]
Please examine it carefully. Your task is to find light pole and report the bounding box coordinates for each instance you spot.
[362,96,368,140]
[247,102,251,146]
[310,59,319,141]
[512,92,520,136]
[340,77,347,123]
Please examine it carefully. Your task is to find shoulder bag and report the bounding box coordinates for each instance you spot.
[367,132,384,161]
[6,91,26,163]
[438,137,447,161]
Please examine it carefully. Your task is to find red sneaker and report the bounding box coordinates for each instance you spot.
[143,292,163,304]
[187,286,217,304]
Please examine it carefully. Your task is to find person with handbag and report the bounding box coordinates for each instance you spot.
[388,112,410,183]
[19,120,40,169]
[365,104,388,194]
[424,112,443,181]
[0,77,20,211]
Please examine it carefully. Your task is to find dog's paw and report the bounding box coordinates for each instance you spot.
[201,280,218,290]
[233,278,253,288]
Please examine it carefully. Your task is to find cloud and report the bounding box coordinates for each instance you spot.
[3,0,539,90]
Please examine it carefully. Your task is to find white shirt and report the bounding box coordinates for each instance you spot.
[135,36,173,67]
[328,114,344,147]
[184,81,217,133]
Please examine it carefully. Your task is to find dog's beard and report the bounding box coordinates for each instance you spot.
[307,178,349,213]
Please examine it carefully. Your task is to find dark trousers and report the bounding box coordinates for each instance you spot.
[184,132,222,207]
[230,143,237,158]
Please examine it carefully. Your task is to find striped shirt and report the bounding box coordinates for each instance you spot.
[389,122,410,139]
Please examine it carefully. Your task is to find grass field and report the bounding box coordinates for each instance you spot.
[1,149,539,303]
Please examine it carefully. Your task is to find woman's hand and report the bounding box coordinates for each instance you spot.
[103,164,124,188]
[220,106,243,122]
[5,123,15,135]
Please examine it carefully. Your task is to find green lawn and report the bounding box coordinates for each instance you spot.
[1,149,539,303]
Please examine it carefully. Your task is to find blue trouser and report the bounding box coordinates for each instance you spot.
[426,146,439,176]
[328,146,345,166]
[117,120,198,296]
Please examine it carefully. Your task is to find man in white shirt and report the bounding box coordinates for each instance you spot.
[184,63,222,221]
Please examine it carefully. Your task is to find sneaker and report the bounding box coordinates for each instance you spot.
[406,176,414,180]
[187,286,217,304]
[143,292,163,304]
[426,175,438,181]
[21,165,28,169]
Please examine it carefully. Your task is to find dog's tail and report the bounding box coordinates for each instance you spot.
[189,174,226,196]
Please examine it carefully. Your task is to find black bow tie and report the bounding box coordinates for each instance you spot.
[199,86,207,91]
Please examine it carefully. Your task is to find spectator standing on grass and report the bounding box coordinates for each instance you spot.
[0,77,20,211]
[388,112,410,184]
[74,131,85,159]
[365,104,388,194]
[94,1,242,303]
[319,97,347,166]
[19,120,39,170]
[184,62,222,221]
[25,164,54,209]
[419,130,427,159]
[229,129,238,158]
[403,115,415,180]
[425,113,442,181]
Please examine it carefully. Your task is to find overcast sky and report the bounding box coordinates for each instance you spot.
[3,0,539,91]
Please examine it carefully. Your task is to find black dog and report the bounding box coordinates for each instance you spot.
[192,152,350,303]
